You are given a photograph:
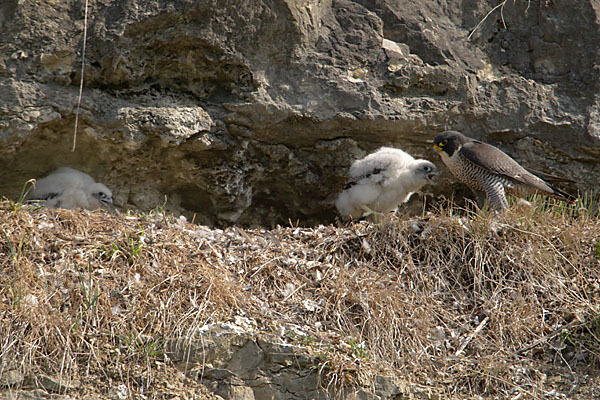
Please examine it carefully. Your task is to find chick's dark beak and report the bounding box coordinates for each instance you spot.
[427,171,440,182]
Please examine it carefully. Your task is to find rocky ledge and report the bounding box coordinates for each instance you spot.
[1,0,599,226]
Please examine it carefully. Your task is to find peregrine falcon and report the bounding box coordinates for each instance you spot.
[27,167,113,210]
[335,147,440,218]
[433,130,571,211]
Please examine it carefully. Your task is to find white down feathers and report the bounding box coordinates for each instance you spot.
[335,147,439,218]
[27,167,113,210]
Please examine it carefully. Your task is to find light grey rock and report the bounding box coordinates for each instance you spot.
[117,106,215,147]
[166,323,441,400]
[31,375,78,394]
[0,0,598,226]
[0,370,24,387]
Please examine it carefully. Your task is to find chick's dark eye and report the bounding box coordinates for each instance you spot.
[423,166,431,172]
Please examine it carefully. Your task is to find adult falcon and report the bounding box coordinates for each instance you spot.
[335,147,440,219]
[432,130,571,211]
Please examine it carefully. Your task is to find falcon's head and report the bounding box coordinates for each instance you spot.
[90,183,113,207]
[433,131,469,157]
[412,160,440,183]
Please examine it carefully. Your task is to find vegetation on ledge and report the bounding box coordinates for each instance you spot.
[1,197,600,399]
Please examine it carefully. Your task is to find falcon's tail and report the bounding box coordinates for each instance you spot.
[523,167,576,202]
[527,168,576,184]
[547,183,576,202]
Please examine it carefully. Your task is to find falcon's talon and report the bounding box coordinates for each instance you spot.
[360,205,385,218]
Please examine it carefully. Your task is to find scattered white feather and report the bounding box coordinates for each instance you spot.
[335,147,439,218]
[27,167,113,210]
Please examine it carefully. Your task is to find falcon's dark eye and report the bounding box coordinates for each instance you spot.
[439,139,448,146]
[94,191,112,204]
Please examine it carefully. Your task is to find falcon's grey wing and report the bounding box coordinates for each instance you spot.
[459,140,564,196]
[526,168,576,184]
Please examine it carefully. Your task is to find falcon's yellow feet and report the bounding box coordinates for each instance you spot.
[360,205,383,217]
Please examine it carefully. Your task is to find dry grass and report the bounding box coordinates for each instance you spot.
[1,196,600,398]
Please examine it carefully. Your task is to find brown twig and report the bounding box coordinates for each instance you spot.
[456,316,490,356]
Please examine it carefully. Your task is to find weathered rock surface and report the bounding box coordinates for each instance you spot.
[166,323,428,400]
[1,0,599,226]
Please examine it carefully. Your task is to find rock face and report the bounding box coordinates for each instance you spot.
[1,0,599,226]
[166,323,423,400]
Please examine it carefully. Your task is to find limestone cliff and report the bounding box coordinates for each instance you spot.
[1,0,599,226]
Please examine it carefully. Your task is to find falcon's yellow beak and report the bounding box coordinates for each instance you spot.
[433,144,442,152]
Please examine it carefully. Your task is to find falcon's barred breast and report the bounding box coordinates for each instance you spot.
[433,130,572,211]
